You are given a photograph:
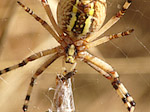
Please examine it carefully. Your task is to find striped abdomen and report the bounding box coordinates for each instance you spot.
[57,0,107,39]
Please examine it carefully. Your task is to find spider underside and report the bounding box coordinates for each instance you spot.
[0,0,135,112]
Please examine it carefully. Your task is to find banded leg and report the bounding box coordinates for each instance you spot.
[79,51,135,112]
[23,54,60,112]
[41,0,63,36]
[17,1,62,44]
[86,29,134,49]
[86,0,133,42]
[0,46,59,75]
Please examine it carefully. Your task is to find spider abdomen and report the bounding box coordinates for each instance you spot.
[57,0,107,39]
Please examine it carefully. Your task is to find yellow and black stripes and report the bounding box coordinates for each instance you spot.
[71,12,88,35]
[71,1,95,35]
[23,54,59,112]
[65,0,96,38]
[0,0,135,111]
[0,47,58,76]
[85,0,132,42]
[67,0,79,32]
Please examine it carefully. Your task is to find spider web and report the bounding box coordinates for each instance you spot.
[0,0,150,112]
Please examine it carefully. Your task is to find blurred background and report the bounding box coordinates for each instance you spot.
[0,0,150,112]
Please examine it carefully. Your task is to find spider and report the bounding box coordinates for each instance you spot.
[0,0,136,112]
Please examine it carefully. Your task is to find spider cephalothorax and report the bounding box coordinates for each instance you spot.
[0,0,135,112]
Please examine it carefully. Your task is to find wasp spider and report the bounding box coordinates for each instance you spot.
[0,0,135,111]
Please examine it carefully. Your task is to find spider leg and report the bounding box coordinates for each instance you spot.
[0,46,60,76]
[23,53,60,112]
[85,0,132,42]
[79,51,135,112]
[17,1,62,44]
[41,0,63,36]
[86,29,134,49]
